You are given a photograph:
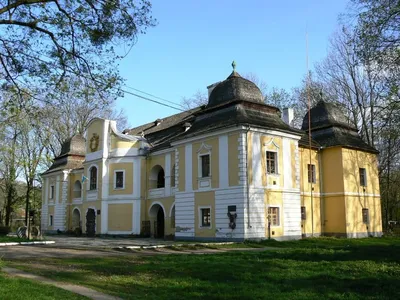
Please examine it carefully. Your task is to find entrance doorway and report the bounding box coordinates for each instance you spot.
[86,208,96,237]
[149,203,165,239]
[72,209,81,230]
[156,208,165,238]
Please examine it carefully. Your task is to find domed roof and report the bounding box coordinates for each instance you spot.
[59,134,86,157]
[207,70,264,108]
[301,100,355,131]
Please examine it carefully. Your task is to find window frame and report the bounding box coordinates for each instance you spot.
[307,164,316,183]
[200,154,211,178]
[113,169,125,190]
[362,208,369,224]
[267,206,280,227]
[89,166,98,191]
[199,206,212,228]
[266,151,278,175]
[359,168,367,187]
[50,185,55,199]
[301,206,306,220]
[49,215,53,227]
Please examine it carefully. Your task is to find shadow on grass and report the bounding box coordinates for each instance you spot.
[9,243,400,300]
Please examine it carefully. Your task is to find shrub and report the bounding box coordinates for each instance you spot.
[0,226,11,236]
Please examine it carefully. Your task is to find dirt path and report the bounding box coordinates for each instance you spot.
[2,267,122,300]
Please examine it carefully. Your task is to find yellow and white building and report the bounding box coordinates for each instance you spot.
[41,68,382,240]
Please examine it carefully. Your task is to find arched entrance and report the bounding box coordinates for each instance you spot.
[72,208,81,230]
[86,208,96,237]
[149,203,165,239]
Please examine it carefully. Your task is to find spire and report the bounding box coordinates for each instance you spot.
[232,60,236,71]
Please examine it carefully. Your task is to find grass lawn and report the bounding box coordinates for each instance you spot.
[6,237,400,300]
[0,236,31,243]
[0,273,86,299]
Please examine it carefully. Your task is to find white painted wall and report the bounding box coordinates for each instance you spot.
[175,191,195,238]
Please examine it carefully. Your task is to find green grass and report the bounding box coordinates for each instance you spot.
[0,236,30,243]
[0,273,86,299]
[7,237,400,299]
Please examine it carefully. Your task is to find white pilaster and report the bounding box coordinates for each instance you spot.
[252,133,262,187]
[283,138,292,189]
[185,144,192,192]
[101,201,108,234]
[165,153,171,196]
[219,135,229,188]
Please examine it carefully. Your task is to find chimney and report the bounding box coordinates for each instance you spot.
[282,108,294,126]
[207,82,221,98]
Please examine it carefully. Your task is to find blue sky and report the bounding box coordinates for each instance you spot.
[117,0,349,129]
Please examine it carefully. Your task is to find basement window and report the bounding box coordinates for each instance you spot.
[301,206,306,220]
[362,208,369,224]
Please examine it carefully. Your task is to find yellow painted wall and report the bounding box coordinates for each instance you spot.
[300,195,322,235]
[67,205,83,231]
[192,137,219,190]
[261,135,283,187]
[178,146,185,191]
[321,147,344,193]
[108,162,133,195]
[228,133,240,186]
[264,190,284,238]
[324,195,346,234]
[108,203,133,231]
[194,191,215,237]
[342,149,380,195]
[86,119,104,153]
[110,133,139,150]
[345,195,382,235]
[299,148,320,194]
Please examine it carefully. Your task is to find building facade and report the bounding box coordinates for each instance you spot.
[41,68,383,240]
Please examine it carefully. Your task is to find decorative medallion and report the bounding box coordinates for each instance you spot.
[89,133,99,152]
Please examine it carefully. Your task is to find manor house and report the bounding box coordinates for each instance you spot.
[41,66,383,240]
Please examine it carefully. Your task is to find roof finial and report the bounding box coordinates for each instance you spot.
[319,90,324,101]
[232,60,236,71]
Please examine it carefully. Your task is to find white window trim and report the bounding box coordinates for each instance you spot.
[198,206,212,229]
[88,164,98,191]
[198,152,212,179]
[113,169,126,190]
[266,150,279,176]
[267,205,281,227]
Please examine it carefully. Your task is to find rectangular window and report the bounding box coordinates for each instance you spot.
[268,207,280,226]
[308,164,316,183]
[201,155,210,178]
[266,151,277,174]
[50,185,55,199]
[359,168,367,186]
[362,208,369,224]
[201,208,211,227]
[301,206,306,220]
[49,215,53,226]
[115,171,124,189]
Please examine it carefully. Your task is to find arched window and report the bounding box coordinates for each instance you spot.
[157,168,165,188]
[89,166,97,190]
[149,165,165,189]
[73,180,82,198]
